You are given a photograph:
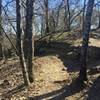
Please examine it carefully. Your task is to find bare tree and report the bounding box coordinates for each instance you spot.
[64,0,71,30]
[24,0,34,83]
[16,0,30,86]
[97,0,100,28]
[49,10,56,33]
[44,0,49,34]
[79,0,95,82]
[0,0,3,60]
[56,0,63,29]
[82,0,86,30]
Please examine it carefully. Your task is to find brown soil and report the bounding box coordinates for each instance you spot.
[28,56,69,98]
[0,37,100,100]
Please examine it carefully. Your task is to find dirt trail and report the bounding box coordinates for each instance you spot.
[28,56,69,99]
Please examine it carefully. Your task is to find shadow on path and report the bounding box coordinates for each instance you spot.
[35,41,100,73]
[28,79,87,100]
[87,76,100,100]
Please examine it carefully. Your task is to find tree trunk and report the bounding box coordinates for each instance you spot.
[44,0,49,34]
[79,0,95,82]
[67,0,70,30]
[16,0,30,86]
[41,16,45,36]
[56,0,63,29]
[0,0,3,60]
[82,0,86,30]
[97,3,100,28]
[24,0,34,83]
[64,0,70,30]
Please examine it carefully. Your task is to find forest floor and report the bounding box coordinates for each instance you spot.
[0,30,100,100]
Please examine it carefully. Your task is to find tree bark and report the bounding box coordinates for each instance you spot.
[67,0,70,30]
[24,0,34,83]
[41,16,45,36]
[97,2,100,28]
[44,0,49,34]
[79,0,95,82]
[0,0,3,60]
[82,0,86,30]
[56,0,63,29]
[16,0,30,86]
[64,0,70,30]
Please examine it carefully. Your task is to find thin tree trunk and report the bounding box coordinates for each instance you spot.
[44,0,49,34]
[41,16,45,36]
[79,0,95,82]
[64,0,70,30]
[98,16,100,28]
[64,0,67,30]
[56,0,63,29]
[16,0,30,86]
[24,0,34,83]
[67,0,70,30]
[82,0,86,30]
[0,0,3,60]
[97,1,100,28]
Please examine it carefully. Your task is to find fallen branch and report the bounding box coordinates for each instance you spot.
[36,29,69,42]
